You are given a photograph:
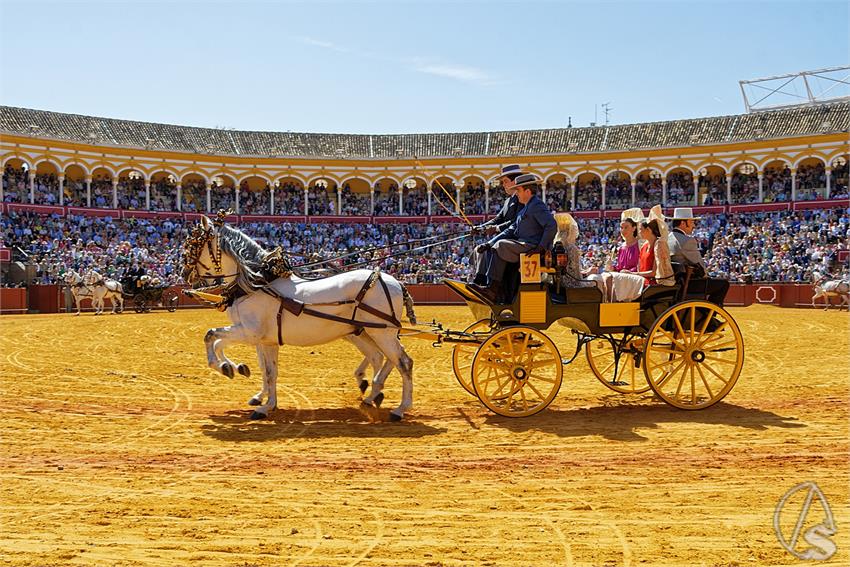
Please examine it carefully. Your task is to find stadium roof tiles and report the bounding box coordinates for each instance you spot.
[1,101,848,158]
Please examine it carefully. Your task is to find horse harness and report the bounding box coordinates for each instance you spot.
[262,269,401,346]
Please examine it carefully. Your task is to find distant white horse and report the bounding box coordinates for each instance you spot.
[182,215,417,421]
[83,270,125,315]
[63,270,95,315]
[812,272,850,310]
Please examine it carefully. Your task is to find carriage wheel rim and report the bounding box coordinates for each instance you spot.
[642,301,744,410]
[471,326,562,417]
[452,319,492,397]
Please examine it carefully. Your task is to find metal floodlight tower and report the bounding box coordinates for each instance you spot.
[739,66,850,112]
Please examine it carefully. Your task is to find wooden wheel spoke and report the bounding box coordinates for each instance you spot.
[656,328,685,349]
[690,364,697,404]
[671,312,688,345]
[702,340,738,352]
[525,380,547,400]
[703,355,736,365]
[700,361,730,384]
[690,306,696,337]
[648,346,682,355]
[695,364,714,399]
[673,365,688,400]
[490,376,513,398]
[530,357,559,368]
[655,358,687,386]
[519,387,529,411]
[699,322,729,345]
[648,354,683,371]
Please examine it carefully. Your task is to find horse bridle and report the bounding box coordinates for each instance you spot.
[184,225,239,285]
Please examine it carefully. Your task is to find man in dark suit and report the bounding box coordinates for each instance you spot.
[470,174,557,303]
[667,207,729,306]
[468,164,524,284]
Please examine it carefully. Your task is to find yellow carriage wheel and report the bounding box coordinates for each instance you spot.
[471,326,562,417]
[642,300,744,410]
[451,319,493,397]
[586,336,651,394]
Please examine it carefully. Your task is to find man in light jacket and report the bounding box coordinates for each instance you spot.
[668,207,729,306]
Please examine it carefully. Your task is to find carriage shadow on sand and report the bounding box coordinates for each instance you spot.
[481,400,806,442]
[201,407,447,442]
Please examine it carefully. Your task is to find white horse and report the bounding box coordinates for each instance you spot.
[182,215,417,421]
[83,270,125,315]
[63,270,95,315]
[812,272,850,310]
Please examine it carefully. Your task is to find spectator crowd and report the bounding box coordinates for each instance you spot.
[2,205,847,288]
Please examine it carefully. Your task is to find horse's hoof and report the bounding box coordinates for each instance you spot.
[248,397,262,406]
[389,412,403,422]
[237,363,251,378]
[249,410,267,420]
[220,362,234,379]
[361,400,374,408]
[373,392,385,408]
[359,379,369,394]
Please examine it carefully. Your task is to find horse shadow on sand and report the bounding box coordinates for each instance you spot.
[482,396,807,442]
[201,406,446,443]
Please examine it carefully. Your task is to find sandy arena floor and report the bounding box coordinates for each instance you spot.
[0,304,847,566]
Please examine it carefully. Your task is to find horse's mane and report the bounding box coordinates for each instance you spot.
[218,223,341,291]
[218,224,273,292]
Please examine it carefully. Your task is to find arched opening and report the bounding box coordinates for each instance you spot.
[90,167,114,208]
[308,177,339,216]
[402,177,428,215]
[116,169,146,210]
[181,173,207,212]
[210,175,236,213]
[240,176,272,215]
[460,175,486,215]
[2,158,30,204]
[575,172,601,211]
[274,176,305,215]
[431,176,457,214]
[830,155,848,199]
[372,177,399,216]
[33,161,60,205]
[697,165,727,205]
[604,170,631,209]
[762,159,791,203]
[731,162,759,204]
[544,174,569,211]
[634,169,664,208]
[338,177,370,215]
[795,157,825,200]
[150,171,178,211]
[665,168,694,206]
[65,164,89,207]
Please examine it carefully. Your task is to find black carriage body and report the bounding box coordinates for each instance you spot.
[130,286,179,313]
[444,279,679,336]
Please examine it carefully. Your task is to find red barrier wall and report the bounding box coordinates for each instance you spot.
[28,285,61,313]
[0,288,27,313]
[0,283,841,313]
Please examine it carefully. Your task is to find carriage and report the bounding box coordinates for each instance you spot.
[124,277,180,313]
[412,253,745,418]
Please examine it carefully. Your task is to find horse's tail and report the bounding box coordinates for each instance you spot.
[400,283,417,325]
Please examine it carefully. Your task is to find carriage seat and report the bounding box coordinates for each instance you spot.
[549,284,603,305]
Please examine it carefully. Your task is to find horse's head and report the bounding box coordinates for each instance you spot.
[181,212,239,288]
[63,271,79,285]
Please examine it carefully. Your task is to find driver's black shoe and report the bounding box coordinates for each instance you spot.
[469,283,500,304]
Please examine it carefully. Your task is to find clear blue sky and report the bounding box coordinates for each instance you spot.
[0,0,847,134]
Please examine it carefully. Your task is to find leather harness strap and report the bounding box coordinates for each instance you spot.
[266,272,399,346]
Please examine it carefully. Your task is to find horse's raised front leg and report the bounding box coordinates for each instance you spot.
[362,360,394,409]
[250,344,279,420]
[367,330,414,421]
